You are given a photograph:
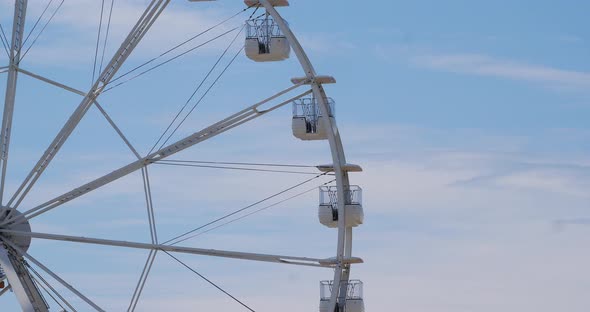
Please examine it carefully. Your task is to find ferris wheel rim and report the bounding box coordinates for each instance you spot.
[257,1,354,311]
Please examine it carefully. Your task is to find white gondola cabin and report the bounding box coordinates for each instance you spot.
[320,280,365,312]
[318,185,364,228]
[292,97,335,140]
[245,14,290,62]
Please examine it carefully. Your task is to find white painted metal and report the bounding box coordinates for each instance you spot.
[258,1,356,310]
[94,101,142,160]
[1,230,344,268]
[244,0,289,7]
[291,75,336,85]
[245,37,290,62]
[127,250,156,312]
[320,280,365,312]
[320,299,365,312]
[26,266,77,312]
[245,15,291,62]
[317,163,363,173]
[0,0,28,205]
[319,204,363,228]
[0,246,48,312]
[2,238,105,312]
[318,185,364,228]
[17,67,87,96]
[292,117,329,140]
[291,96,335,140]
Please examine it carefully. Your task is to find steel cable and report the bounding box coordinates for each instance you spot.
[20,0,54,50]
[91,0,107,85]
[107,5,253,87]
[172,179,336,245]
[151,27,245,153]
[163,251,256,312]
[165,172,330,245]
[19,0,65,61]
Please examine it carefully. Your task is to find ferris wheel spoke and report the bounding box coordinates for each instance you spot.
[0,66,9,74]
[6,0,171,210]
[95,101,142,160]
[140,167,158,243]
[17,67,87,96]
[127,249,157,312]
[0,229,364,268]
[1,237,106,312]
[0,85,311,226]
[27,264,78,312]
[0,0,28,206]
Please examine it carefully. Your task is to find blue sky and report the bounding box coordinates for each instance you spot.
[0,0,589,311]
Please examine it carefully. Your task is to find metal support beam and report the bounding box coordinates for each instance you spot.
[27,264,77,312]
[127,250,156,312]
[1,237,105,312]
[0,245,48,312]
[0,0,28,205]
[94,101,142,160]
[0,229,353,268]
[17,67,87,96]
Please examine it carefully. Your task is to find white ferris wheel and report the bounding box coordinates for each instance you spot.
[0,0,365,311]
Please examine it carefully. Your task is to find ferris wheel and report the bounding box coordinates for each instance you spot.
[0,0,365,311]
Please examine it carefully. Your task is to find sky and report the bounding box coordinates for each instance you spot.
[0,0,589,311]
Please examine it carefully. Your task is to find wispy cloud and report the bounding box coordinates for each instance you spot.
[374,43,590,91]
[412,53,590,90]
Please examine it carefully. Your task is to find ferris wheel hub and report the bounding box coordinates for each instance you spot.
[0,209,32,252]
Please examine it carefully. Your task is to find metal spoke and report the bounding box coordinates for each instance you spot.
[141,167,158,243]
[1,238,105,311]
[1,85,309,226]
[27,264,76,312]
[127,250,156,312]
[0,0,28,205]
[0,230,362,268]
[7,0,171,210]
[94,101,142,160]
[17,67,86,96]
[0,245,49,311]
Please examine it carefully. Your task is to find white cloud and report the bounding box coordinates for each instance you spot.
[374,43,590,91]
[414,53,590,90]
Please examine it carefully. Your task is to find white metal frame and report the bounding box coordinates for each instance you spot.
[0,1,360,311]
